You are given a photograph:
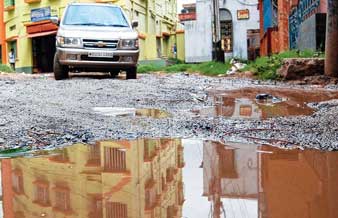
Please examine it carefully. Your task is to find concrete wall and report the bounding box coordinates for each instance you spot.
[298,14,317,51]
[298,13,326,51]
[219,0,260,60]
[183,0,213,63]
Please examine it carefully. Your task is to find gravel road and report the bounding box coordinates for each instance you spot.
[0,72,338,151]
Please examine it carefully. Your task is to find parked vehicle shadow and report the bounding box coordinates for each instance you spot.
[69,72,127,80]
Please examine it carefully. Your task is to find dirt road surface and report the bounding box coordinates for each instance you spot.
[1,72,338,151]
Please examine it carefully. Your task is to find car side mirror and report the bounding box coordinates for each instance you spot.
[50,16,59,25]
[132,20,138,28]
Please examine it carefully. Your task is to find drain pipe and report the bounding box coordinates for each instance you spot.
[325,0,338,77]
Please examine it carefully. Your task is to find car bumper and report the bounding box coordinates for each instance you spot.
[56,47,139,68]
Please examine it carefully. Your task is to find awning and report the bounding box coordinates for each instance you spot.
[27,30,57,38]
[6,35,18,42]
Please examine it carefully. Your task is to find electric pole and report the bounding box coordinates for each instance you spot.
[325,0,338,77]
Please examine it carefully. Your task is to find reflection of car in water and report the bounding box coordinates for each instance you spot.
[53,3,139,80]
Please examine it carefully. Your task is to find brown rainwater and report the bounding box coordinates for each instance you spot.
[197,87,338,119]
[0,138,337,218]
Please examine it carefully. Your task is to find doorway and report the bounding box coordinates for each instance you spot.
[162,36,169,57]
[156,37,161,58]
[32,35,56,73]
[247,29,260,61]
[219,9,233,60]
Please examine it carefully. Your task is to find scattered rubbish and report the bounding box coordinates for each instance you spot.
[226,58,247,75]
[190,93,207,102]
[255,93,285,105]
[255,93,272,100]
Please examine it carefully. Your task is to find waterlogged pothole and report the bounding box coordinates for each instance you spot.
[196,87,338,119]
[92,107,169,118]
[0,138,337,218]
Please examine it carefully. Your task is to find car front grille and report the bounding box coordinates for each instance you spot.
[81,55,120,62]
[83,39,119,50]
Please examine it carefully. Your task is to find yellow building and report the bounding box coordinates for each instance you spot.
[1,138,184,218]
[2,0,184,73]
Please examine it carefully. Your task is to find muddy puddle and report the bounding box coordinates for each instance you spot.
[93,107,169,118]
[1,138,337,218]
[197,87,338,119]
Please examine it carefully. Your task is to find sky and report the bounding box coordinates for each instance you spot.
[182,139,258,218]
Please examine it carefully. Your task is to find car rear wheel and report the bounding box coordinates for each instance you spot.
[126,67,137,79]
[53,54,69,80]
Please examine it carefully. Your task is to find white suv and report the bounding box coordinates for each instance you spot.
[53,3,139,80]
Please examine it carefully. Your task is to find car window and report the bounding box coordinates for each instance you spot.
[63,5,129,27]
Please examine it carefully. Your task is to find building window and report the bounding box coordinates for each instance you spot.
[14,211,25,218]
[167,205,178,218]
[89,196,102,218]
[9,25,16,31]
[49,150,69,163]
[4,0,15,8]
[12,169,24,194]
[106,202,127,218]
[263,0,278,31]
[218,146,238,178]
[239,105,253,117]
[177,146,184,168]
[161,175,167,191]
[144,140,158,162]
[272,0,278,27]
[104,147,126,172]
[54,187,71,212]
[219,9,233,53]
[166,167,175,183]
[145,185,157,210]
[34,181,50,206]
[87,144,101,166]
[177,182,185,205]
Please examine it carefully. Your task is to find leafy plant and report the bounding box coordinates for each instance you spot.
[138,61,231,76]
[241,49,324,80]
[0,64,14,73]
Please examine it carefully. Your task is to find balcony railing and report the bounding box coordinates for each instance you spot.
[178,13,196,22]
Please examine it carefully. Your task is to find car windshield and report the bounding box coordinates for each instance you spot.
[63,5,129,27]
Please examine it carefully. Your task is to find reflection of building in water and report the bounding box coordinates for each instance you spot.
[202,140,338,218]
[1,139,184,218]
[258,146,338,218]
[214,96,262,119]
[202,141,258,218]
[135,108,169,119]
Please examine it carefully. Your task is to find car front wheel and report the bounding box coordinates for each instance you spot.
[53,54,69,80]
[126,67,137,79]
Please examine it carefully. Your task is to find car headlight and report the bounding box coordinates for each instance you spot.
[56,36,82,48]
[119,39,138,49]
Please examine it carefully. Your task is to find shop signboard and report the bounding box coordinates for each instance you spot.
[31,7,51,22]
[237,9,250,20]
